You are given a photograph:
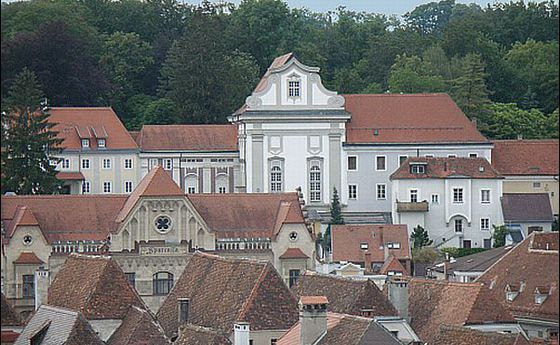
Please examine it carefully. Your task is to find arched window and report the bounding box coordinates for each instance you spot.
[153,272,174,295]
[270,163,283,192]
[309,161,322,202]
[216,174,228,194]
[185,174,198,194]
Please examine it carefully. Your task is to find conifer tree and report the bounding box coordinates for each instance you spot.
[410,225,433,248]
[451,53,491,120]
[330,187,344,225]
[1,68,63,195]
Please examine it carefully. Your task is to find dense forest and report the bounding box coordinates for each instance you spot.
[1,0,558,139]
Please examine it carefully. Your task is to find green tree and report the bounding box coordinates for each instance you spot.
[330,187,344,225]
[480,103,553,140]
[388,54,446,93]
[412,247,438,264]
[142,98,178,125]
[410,225,433,248]
[492,225,509,248]
[1,68,63,195]
[450,53,491,119]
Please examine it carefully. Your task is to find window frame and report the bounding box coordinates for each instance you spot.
[81,139,90,148]
[163,159,172,170]
[398,155,408,166]
[480,189,491,204]
[431,193,439,204]
[308,160,322,203]
[61,158,70,170]
[103,181,112,194]
[347,156,357,171]
[376,183,387,200]
[22,274,34,298]
[81,158,90,170]
[153,271,174,295]
[125,272,136,288]
[288,269,300,288]
[375,155,387,171]
[410,164,426,174]
[102,158,112,170]
[469,153,478,158]
[453,187,464,204]
[454,219,464,232]
[480,218,490,231]
[124,181,133,193]
[97,138,106,148]
[348,184,358,200]
[409,189,419,203]
[124,158,133,170]
[288,79,301,98]
[82,181,91,194]
[269,159,284,193]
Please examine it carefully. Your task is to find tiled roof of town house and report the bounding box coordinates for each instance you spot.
[187,193,305,239]
[279,247,309,259]
[491,139,559,176]
[390,157,501,180]
[408,278,517,344]
[13,305,104,345]
[48,254,146,320]
[1,293,23,327]
[1,195,127,242]
[13,252,44,265]
[379,255,409,276]
[431,325,530,345]
[344,93,488,144]
[332,224,410,263]
[48,107,138,150]
[277,312,403,345]
[4,205,40,237]
[156,252,298,338]
[476,232,559,322]
[501,193,555,222]
[107,306,170,345]
[431,245,513,274]
[174,324,232,345]
[136,124,238,151]
[291,272,398,317]
[55,171,85,181]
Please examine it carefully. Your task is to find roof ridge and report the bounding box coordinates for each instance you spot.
[83,257,112,314]
[236,262,271,323]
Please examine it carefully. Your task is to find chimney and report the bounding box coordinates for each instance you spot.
[364,252,372,273]
[443,253,450,280]
[387,277,409,322]
[233,322,250,345]
[299,296,328,345]
[177,298,190,335]
[34,267,49,310]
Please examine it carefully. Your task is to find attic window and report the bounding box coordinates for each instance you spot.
[535,287,550,305]
[410,164,425,174]
[98,138,106,148]
[360,242,368,250]
[23,234,33,246]
[387,242,401,249]
[288,75,301,98]
[81,139,89,148]
[506,291,519,302]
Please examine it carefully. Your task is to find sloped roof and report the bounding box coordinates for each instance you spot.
[492,139,559,176]
[390,157,501,179]
[187,193,305,239]
[476,232,559,322]
[13,252,44,265]
[1,195,126,242]
[344,93,488,144]
[277,312,402,345]
[291,272,398,317]
[379,256,409,276]
[408,278,516,344]
[156,252,298,338]
[174,324,232,345]
[1,293,22,327]
[107,306,169,345]
[48,254,146,320]
[431,245,513,274]
[13,305,104,345]
[3,205,40,238]
[56,171,85,181]
[431,325,530,345]
[332,224,410,263]
[48,107,138,150]
[136,125,238,152]
[501,193,554,222]
[280,248,309,259]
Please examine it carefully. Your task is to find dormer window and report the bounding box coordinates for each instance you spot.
[81,139,89,148]
[410,163,426,174]
[534,287,550,305]
[360,242,368,250]
[387,242,401,249]
[288,80,300,97]
[98,139,106,148]
[505,284,520,302]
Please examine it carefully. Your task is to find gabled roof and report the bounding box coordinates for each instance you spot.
[390,157,501,179]
[278,312,403,345]
[476,232,559,322]
[48,254,146,320]
[1,293,23,327]
[291,272,398,317]
[136,125,238,152]
[332,224,410,263]
[107,306,169,345]
[174,324,232,345]
[13,252,44,265]
[156,252,298,338]
[48,107,138,150]
[3,205,40,238]
[492,139,559,176]
[431,325,530,345]
[279,248,309,259]
[13,305,104,345]
[379,256,409,276]
[408,278,516,344]
[55,171,85,181]
[187,193,305,239]
[344,93,488,145]
[501,193,554,223]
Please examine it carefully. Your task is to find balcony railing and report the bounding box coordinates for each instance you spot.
[396,201,429,212]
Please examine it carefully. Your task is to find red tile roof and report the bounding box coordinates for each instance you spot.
[379,256,409,276]
[13,252,44,265]
[409,279,516,344]
[49,107,138,150]
[280,248,309,259]
[0,330,19,343]
[332,224,410,263]
[136,125,238,152]
[431,325,530,345]
[107,306,169,345]
[391,157,501,179]
[156,252,298,338]
[344,93,488,144]
[1,293,22,327]
[492,139,559,176]
[48,254,146,320]
[174,324,232,345]
[476,232,559,322]
[55,171,85,181]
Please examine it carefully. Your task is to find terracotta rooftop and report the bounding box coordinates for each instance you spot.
[332,224,410,263]
[280,247,309,259]
[501,193,554,222]
[291,272,398,317]
[492,139,559,176]
[476,232,559,322]
[13,252,44,265]
[431,325,530,345]
[156,252,298,338]
[107,306,169,345]
[408,278,516,344]
[55,171,85,181]
[390,157,501,179]
[49,107,138,150]
[379,255,409,276]
[174,324,232,345]
[1,293,22,327]
[136,125,238,152]
[48,254,146,320]
[344,93,488,144]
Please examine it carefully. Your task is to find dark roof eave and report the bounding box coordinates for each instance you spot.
[343,141,492,147]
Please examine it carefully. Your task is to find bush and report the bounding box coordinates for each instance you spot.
[439,247,487,258]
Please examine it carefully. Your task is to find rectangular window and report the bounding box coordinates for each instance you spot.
[288,80,300,97]
[270,161,283,193]
[81,139,89,148]
[348,185,357,200]
[528,226,543,234]
[348,156,357,171]
[125,272,135,288]
[410,189,418,203]
[150,159,159,169]
[22,274,34,298]
[469,153,478,158]
[124,159,133,169]
[62,158,70,169]
[448,154,457,158]
[481,218,490,231]
[102,158,112,169]
[533,182,541,188]
[375,156,386,171]
[387,242,401,249]
[453,188,464,203]
[399,155,408,166]
[124,181,133,193]
[187,187,196,194]
[82,181,91,194]
[376,184,386,200]
[410,164,425,174]
[431,194,439,204]
[164,159,172,170]
[360,242,369,250]
[218,186,226,194]
[309,162,321,202]
[289,269,300,288]
[81,159,90,169]
[424,154,434,158]
[97,138,106,148]
[103,181,112,193]
[484,239,492,249]
[481,189,491,204]
[455,219,463,232]
[463,240,472,249]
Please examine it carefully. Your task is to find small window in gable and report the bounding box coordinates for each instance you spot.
[288,78,301,98]
[81,139,89,148]
[98,138,106,148]
[410,164,426,174]
[360,242,368,250]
